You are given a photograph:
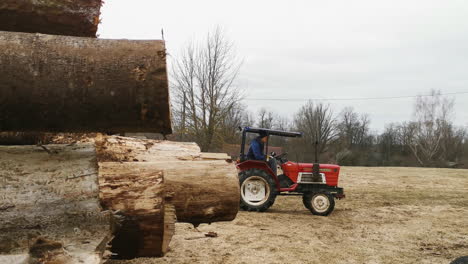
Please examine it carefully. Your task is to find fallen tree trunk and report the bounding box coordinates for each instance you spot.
[0,0,102,37]
[0,143,175,262]
[0,31,171,134]
[96,135,240,225]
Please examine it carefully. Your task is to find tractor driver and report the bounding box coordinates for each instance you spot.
[246,131,277,175]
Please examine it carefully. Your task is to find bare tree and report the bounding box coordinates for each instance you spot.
[269,114,291,148]
[275,116,291,131]
[243,111,256,128]
[462,134,468,168]
[216,103,249,146]
[333,107,372,165]
[293,101,336,159]
[336,107,371,149]
[172,28,243,151]
[408,89,454,166]
[378,123,399,164]
[439,123,466,166]
[256,108,276,129]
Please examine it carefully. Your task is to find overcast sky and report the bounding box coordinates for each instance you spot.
[98,0,468,132]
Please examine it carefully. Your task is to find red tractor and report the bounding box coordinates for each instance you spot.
[236,127,345,216]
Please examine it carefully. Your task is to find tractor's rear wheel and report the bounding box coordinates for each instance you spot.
[302,192,335,216]
[239,169,277,212]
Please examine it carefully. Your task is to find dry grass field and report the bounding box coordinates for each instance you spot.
[108,167,468,264]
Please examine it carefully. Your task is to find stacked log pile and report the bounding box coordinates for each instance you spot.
[0,2,240,263]
[0,136,239,263]
[95,135,239,225]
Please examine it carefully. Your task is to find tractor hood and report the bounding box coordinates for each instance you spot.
[297,163,340,172]
[282,162,341,186]
[282,161,339,172]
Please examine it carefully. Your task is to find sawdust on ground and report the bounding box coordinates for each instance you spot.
[107,167,468,264]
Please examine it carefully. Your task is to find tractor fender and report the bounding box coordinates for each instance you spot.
[236,160,280,189]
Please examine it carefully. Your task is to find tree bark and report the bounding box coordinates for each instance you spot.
[96,135,239,225]
[0,143,175,262]
[0,0,102,37]
[0,31,171,134]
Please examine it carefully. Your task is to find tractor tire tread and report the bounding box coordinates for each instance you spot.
[302,192,335,216]
[239,168,277,212]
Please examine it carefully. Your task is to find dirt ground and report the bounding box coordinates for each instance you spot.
[108,167,468,264]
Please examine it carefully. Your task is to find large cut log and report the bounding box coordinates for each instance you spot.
[0,0,102,37]
[95,135,202,162]
[163,161,238,225]
[96,135,240,225]
[100,161,239,225]
[99,163,175,258]
[0,143,175,262]
[0,136,239,261]
[0,31,171,134]
[0,143,111,263]
[94,135,232,162]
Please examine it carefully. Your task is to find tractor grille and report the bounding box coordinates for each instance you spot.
[299,173,325,184]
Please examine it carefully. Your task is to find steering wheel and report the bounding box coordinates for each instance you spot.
[274,152,288,163]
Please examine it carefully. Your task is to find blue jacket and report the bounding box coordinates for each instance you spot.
[247,137,265,160]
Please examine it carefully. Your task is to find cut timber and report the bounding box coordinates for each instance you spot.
[96,135,240,225]
[98,164,173,257]
[0,0,102,37]
[0,31,171,134]
[95,135,232,162]
[95,135,201,162]
[0,143,110,263]
[163,161,239,224]
[99,161,240,225]
[0,143,175,261]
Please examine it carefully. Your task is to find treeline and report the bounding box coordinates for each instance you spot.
[249,92,467,168]
[170,28,467,168]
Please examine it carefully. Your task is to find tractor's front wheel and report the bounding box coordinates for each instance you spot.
[239,169,277,212]
[302,192,335,216]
